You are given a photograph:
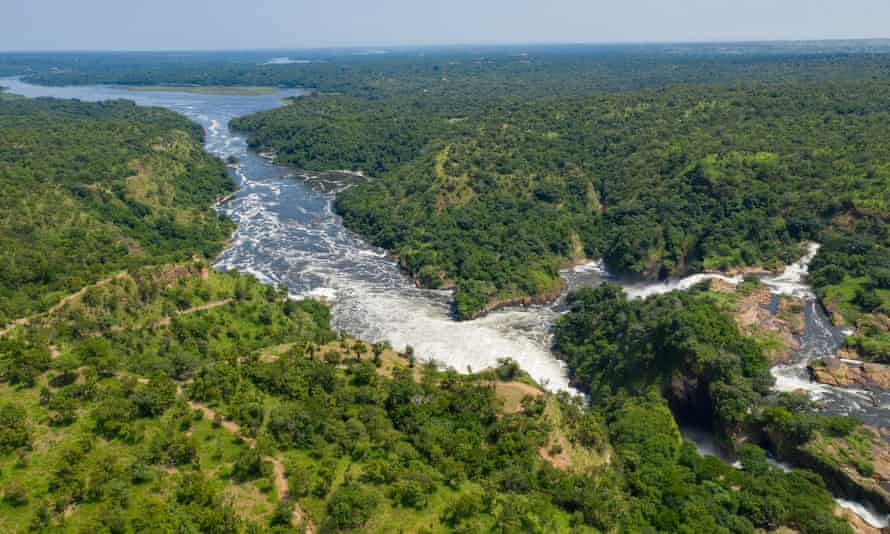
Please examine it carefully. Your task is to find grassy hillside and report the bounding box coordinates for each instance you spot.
[235,82,890,320]
[0,78,870,533]
[0,264,853,533]
[0,97,235,325]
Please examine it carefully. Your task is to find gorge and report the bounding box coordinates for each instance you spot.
[5,76,888,528]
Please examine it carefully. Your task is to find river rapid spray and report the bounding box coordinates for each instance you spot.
[4,77,885,414]
[4,78,887,526]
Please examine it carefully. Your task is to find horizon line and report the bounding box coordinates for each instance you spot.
[2,36,890,55]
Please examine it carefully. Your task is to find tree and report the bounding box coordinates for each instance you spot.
[495,358,520,381]
[0,403,30,454]
[371,342,386,367]
[324,485,379,531]
[77,338,119,377]
[352,341,367,362]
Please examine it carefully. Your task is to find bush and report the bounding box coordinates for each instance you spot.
[270,499,295,527]
[232,447,264,482]
[0,403,30,453]
[324,484,378,531]
[495,358,520,381]
[441,489,485,526]
[324,350,342,365]
[2,480,29,506]
[390,479,427,509]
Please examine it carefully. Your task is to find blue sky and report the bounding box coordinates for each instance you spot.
[2,0,889,51]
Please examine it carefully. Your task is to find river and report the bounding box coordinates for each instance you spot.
[4,78,888,526]
[5,76,888,422]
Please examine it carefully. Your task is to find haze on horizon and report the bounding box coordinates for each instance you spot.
[1,0,889,52]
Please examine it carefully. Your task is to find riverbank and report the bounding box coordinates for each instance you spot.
[114,85,282,96]
[811,356,890,389]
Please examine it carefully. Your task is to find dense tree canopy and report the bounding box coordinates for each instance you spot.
[1,49,885,531]
[0,97,234,325]
[11,43,890,100]
[555,284,773,439]
[235,81,890,319]
[0,265,852,533]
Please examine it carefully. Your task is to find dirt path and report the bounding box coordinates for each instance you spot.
[0,267,226,338]
[0,272,130,337]
[152,298,234,327]
[175,384,315,532]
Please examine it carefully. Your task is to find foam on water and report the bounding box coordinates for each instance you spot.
[7,77,887,518]
[623,273,743,299]
[4,77,884,406]
[835,498,890,528]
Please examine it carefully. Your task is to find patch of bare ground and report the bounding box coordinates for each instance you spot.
[173,383,316,533]
[835,505,886,534]
[714,281,804,365]
[0,272,131,337]
[538,397,609,472]
[491,380,543,414]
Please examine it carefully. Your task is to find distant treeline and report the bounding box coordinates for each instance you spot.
[7,45,890,100]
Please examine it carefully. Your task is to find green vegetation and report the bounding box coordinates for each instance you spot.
[555,284,773,441]
[12,44,890,100]
[810,223,890,362]
[2,49,885,531]
[0,87,23,101]
[802,425,879,479]
[553,282,890,532]
[235,81,890,318]
[0,266,336,532]
[0,97,235,326]
[0,264,853,533]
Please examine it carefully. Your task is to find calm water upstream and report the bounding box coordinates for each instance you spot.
[6,77,889,525]
[5,76,888,443]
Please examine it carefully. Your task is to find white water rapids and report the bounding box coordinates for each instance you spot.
[3,78,887,527]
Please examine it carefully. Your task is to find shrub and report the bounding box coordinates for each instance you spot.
[324,484,379,531]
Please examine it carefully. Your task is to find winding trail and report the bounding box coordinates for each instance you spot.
[175,384,316,532]
[0,272,130,337]
[151,298,234,328]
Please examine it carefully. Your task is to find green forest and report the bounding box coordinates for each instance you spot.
[0,97,235,326]
[0,261,856,533]
[10,43,890,100]
[234,82,890,325]
[3,46,890,532]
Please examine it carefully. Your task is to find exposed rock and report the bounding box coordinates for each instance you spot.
[794,426,890,517]
[810,358,890,390]
[471,282,566,319]
[824,297,852,328]
[704,265,779,276]
[729,284,804,365]
[859,314,890,334]
[777,296,806,336]
[835,505,888,534]
[710,278,738,293]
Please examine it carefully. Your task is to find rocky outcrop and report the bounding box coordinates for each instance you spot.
[470,282,566,319]
[715,282,804,365]
[790,427,890,517]
[810,357,890,390]
[835,505,889,534]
